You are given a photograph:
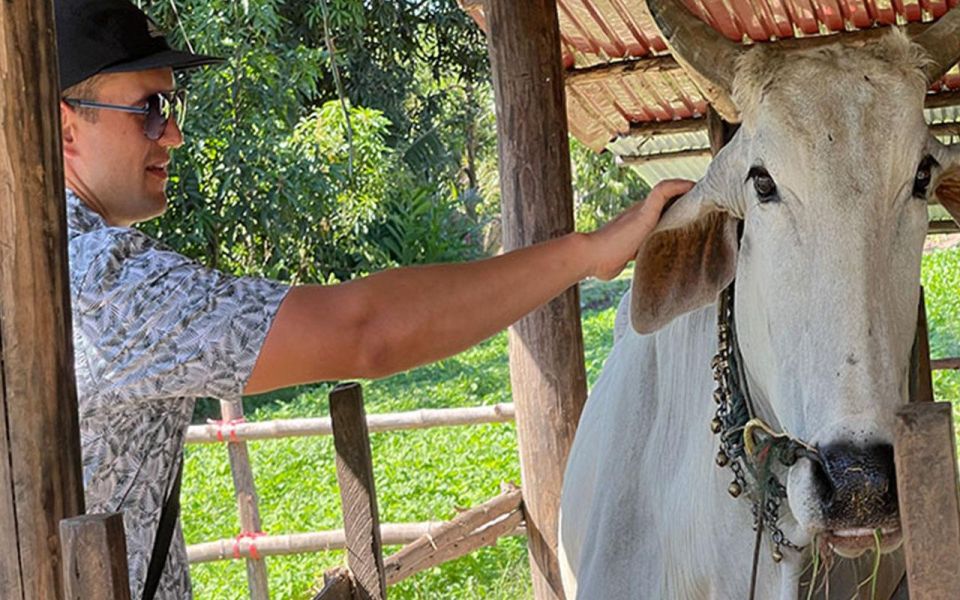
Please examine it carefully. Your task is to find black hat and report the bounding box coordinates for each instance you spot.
[55,0,224,91]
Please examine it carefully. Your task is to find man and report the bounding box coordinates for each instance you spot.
[56,0,693,597]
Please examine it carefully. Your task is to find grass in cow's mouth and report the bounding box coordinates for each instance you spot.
[850,528,883,600]
[870,528,882,600]
[804,537,822,600]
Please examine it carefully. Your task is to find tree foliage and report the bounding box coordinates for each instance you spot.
[140,0,490,282]
[138,0,648,282]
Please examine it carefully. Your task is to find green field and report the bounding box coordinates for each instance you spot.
[183,246,960,599]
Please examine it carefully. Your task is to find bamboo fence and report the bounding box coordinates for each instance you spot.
[185,353,960,597]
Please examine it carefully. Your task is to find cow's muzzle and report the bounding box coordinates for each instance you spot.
[811,442,899,529]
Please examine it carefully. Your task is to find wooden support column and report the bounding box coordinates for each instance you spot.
[219,400,269,599]
[59,514,131,600]
[894,403,960,598]
[485,2,586,598]
[0,1,86,599]
[330,383,386,600]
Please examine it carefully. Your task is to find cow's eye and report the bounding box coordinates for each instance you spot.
[747,166,779,203]
[913,155,939,199]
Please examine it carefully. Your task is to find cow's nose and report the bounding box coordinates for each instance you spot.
[811,443,898,526]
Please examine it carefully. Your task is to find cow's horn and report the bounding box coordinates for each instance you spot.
[914,6,960,85]
[643,0,743,122]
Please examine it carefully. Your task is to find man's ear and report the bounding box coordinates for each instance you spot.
[60,101,79,153]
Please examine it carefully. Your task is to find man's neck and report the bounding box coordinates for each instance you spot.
[64,178,129,227]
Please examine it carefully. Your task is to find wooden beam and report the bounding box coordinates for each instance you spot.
[929,220,960,234]
[486,2,587,598]
[219,400,269,599]
[909,289,934,404]
[932,357,960,370]
[617,147,711,166]
[59,514,130,600]
[926,90,960,110]
[383,487,522,585]
[893,402,960,597]
[330,384,386,600]
[565,55,681,85]
[616,115,958,145]
[312,567,353,600]
[0,2,86,599]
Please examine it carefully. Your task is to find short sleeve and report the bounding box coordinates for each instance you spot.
[71,228,290,402]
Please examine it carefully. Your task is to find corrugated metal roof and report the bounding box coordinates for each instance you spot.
[463,1,960,153]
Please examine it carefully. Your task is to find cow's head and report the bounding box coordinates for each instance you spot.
[632,2,960,558]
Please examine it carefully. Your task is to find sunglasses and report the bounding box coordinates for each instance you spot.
[63,90,188,141]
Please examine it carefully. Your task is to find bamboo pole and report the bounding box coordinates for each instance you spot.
[187,403,515,445]
[186,521,525,563]
[219,400,269,600]
[0,1,87,598]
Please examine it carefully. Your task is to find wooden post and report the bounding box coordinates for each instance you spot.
[893,403,960,599]
[0,1,87,599]
[313,567,353,600]
[485,2,586,598]
[330,383,386,600]
[909,288,933,404]
[59,514,131,600]
[219,400,270,599]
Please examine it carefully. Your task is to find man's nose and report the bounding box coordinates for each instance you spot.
[159,118,183,149]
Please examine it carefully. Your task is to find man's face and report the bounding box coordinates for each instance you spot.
[61,68,183,226]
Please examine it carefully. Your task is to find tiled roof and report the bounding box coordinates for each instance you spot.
[463,0,960,153]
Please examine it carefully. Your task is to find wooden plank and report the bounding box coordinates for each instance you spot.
[59,514,130,600]
[893,403,960,599]
[383,487,522,584]
[187,403,516,445]
[219,400,269,600]
[0,1,86,599]
[908,289,934,404]
[330,383,386,600]
[932,357,960,370]
[312,567,353,600]
[486,2,587,598]
[928,220,960,234]
[386,509,524,587]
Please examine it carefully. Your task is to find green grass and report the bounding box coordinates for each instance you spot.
[183,249,960,599]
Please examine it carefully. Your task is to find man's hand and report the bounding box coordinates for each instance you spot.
[584,179,696,281]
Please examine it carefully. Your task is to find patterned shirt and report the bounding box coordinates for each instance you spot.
[67,190,289,599]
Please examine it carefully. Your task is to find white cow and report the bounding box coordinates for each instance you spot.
[559,4,960,599]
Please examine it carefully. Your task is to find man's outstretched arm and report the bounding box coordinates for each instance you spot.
[243,179,693,394]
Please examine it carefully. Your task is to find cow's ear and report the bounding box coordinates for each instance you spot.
[630,181,739,334]
[933,145,960,223]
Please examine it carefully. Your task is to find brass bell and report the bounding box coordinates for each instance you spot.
[728,481,742,498]
[716,451,729,467]
[772,549,783,563]
[711,417,723,434]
